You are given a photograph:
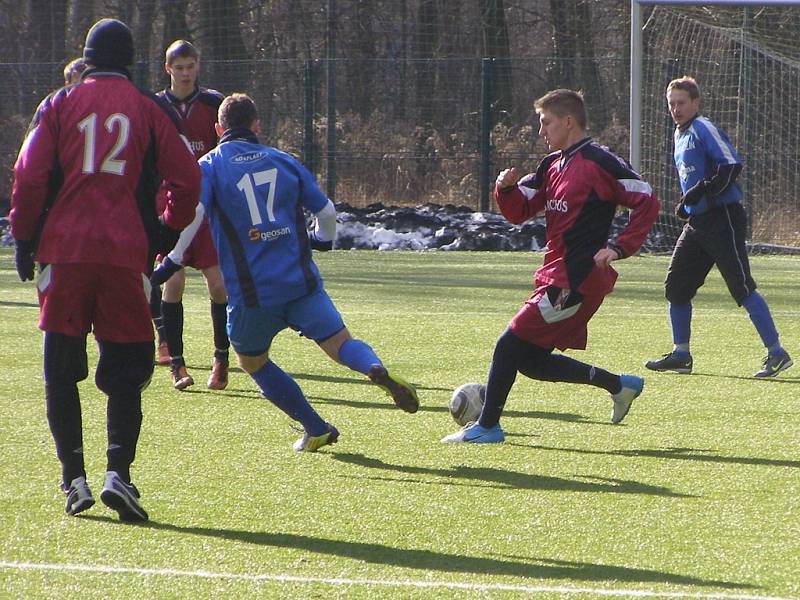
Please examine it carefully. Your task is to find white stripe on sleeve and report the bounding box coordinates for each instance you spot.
[696,117,737,164]
[619,179,652,195]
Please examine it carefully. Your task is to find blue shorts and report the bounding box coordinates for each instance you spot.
[227,288,345,356]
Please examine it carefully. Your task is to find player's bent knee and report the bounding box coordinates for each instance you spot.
[44,332,89,385]
[494,328,552,374]
[96,341,155,396]
[665,284,695,305]
[236,350,269,374]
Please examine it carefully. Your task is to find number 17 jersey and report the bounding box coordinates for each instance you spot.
[198,129,329,307]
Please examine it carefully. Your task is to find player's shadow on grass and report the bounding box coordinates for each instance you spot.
[0,299,38,308]
[532,445,800,469]
[291,371,451,392]
[83,516,750,590]
[687,371,800,383]
[330,453,694,498]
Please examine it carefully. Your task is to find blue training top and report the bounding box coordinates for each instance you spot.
[198,128,329,307]
[673,115,741,215]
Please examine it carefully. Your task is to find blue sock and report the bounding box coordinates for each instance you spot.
[251,361,327,435]
[742,292,780,350]
[338,339,381,375]
[669,302,692,351]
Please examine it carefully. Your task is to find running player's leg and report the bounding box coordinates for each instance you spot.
[300,289,419,413]
[230,304,334,450]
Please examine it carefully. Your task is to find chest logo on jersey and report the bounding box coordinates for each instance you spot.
[232,151,267,164]
[189,140,206,153]
[545,197,569,213]
[677,161,696,182]
[676,137,695,152]
[249,226,291,242]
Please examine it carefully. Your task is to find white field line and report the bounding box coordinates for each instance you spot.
[0,560,797,600]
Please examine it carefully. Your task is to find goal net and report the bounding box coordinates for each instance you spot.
[638,3,800,252]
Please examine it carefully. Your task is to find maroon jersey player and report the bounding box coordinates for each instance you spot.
[151,39,230,392]
[10,19,200,519]
[442,89,659,444]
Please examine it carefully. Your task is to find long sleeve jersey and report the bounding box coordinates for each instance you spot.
[495,137,659,296]
[10,69,200,272]
[674,115,742,216]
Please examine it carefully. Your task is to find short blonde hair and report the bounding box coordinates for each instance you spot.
[534,89,587,130]
[63,58,86,85]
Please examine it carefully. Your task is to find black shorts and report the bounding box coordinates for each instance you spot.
[664,203,756,306]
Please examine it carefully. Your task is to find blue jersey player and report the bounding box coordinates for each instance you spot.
[645,76,791,378]
[186,93,419,451]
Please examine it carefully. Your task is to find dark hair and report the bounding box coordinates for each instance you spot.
[165,40,199,65]
[218,93,258,131]
[667,76,700,100]
[83,18,134,68]
[534,89,588,130]
[63,58,87,84]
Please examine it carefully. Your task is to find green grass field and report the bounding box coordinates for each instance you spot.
[1,250,798,599]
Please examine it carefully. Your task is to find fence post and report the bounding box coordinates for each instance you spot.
[303,60,316,175]
[741,7,753,239]
[480,57,494,212]
[326,0,337,201]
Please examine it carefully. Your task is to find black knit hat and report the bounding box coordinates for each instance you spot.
[83,18,134,68]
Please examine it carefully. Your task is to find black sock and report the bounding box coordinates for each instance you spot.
[478,331,520,429]
[519,353,620,394]
[210,300,229,356]
[44,333,89,486]
[149,285,165,344]
[161,301,184,361]
[96,341,153,482]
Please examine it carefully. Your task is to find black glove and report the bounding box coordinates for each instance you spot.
[309,232,333,252]
[14,239,35,282]
[157,221,181,256]
[150,256,183,287]
[680,180,707,207]
[674,202,690,221]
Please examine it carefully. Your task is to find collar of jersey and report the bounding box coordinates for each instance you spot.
[677,113,701,133]
[164,86,200,105]
[219,127,259,145]
[561,136,592,159]
[82,66,131,81]
[558,136,592,170]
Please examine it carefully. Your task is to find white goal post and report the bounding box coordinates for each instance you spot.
[630,0,800,250]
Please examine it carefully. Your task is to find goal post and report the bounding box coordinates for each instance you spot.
[630,0,800,251]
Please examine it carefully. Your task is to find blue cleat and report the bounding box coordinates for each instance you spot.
[441,422,505,444]
[611,375,644,424]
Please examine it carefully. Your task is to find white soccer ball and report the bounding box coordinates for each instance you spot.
[449,382,486,426]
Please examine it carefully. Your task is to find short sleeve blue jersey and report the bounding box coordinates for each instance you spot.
[673,115,741,215]
[198,129,329,307]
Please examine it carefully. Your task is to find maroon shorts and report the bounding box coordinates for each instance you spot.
[182,221,218,270]
[509,284,606,351]
[37,263,154,343]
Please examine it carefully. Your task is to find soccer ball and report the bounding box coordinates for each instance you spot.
[449,382,486,426]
